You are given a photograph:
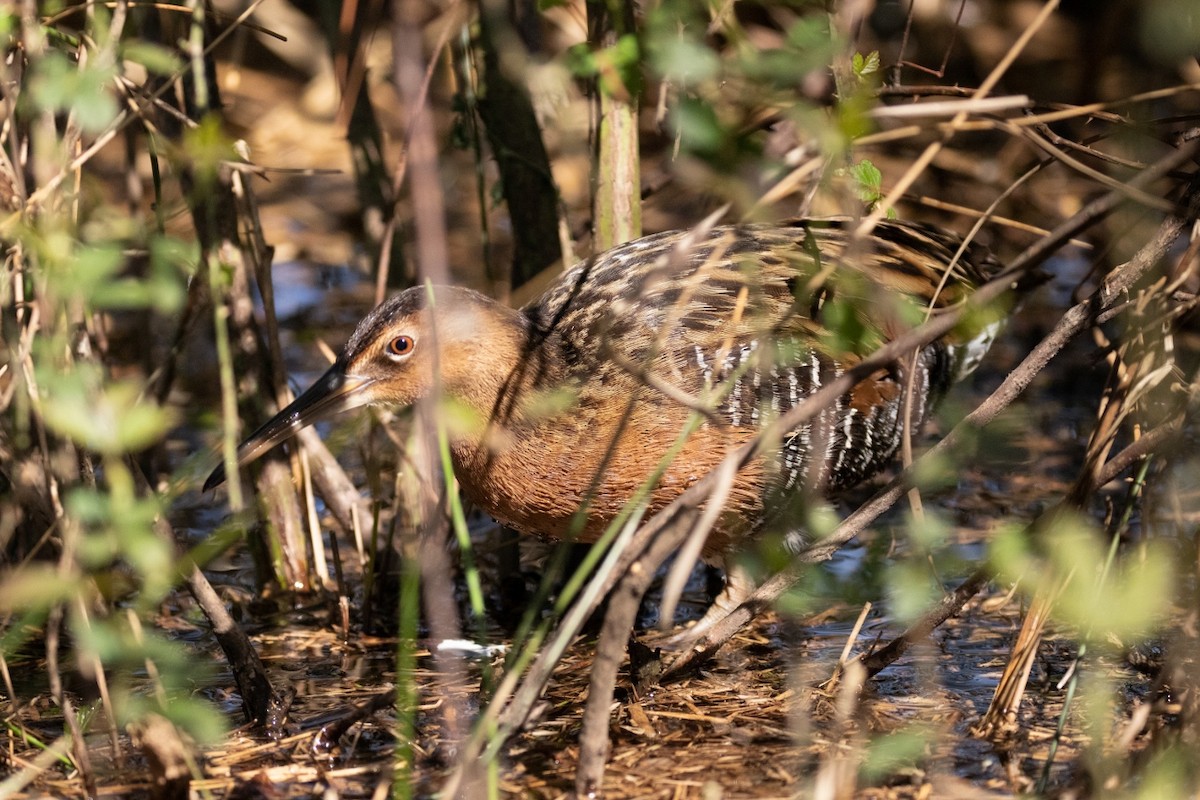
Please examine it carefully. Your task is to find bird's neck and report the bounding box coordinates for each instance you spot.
[438,300,572,448]
[438,302,608,536]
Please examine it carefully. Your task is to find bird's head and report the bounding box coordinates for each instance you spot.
[204,285,523,491]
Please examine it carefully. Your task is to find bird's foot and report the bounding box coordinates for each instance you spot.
[658,614,722,649]
[656,560,756,649]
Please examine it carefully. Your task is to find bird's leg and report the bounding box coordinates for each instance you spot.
[661,560,756,648]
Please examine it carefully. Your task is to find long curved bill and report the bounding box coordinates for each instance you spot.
[203,365,375,492]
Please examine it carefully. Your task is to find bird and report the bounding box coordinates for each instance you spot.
[206,217,1012,642]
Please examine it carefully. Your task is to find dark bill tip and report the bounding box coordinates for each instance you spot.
[201,365,373,494]
[203,462,228,493]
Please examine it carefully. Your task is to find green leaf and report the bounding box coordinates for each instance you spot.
[182,115,236,185]
[837,93,877,143]
[38,234,184,313]
[91,276,183,311]
[612,33,640,69]
[39,371,176,455]
[908,448,956,492]
[673,98,725,155]
[651,37,720,86]
[0,566,80,612]
[784,17,838,72]
[26,50,73,110]
[74,240,124,277]
[149,236,198,314]
[565,42,597,78]
[861,726,931,781]
[121,42,182,76]
[0,610,49,659]
[887,560,939,624]
[847,159,883,200]
[804,502,840,541]
[819,293,882,355]
[989,521,1036,581]
[67,486,112,524]
[28,50,119,133]
[1056,539,1173,641]
[70,616,128,664]
[71,67,120,131]
[594,34,643,97]
[905,509,950,549]
[159,696,226,745]
[853,50,881,79]
[990,512,1175,641]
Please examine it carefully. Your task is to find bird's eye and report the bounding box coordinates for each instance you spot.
[387,335,415,359]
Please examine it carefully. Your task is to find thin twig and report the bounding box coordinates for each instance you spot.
[856,0,1063,238]
[870,94,1031,120]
